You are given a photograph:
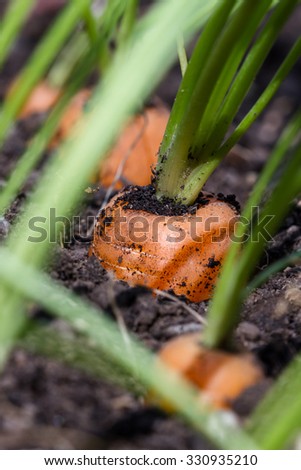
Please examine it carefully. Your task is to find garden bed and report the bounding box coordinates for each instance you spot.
[0,0,300,450]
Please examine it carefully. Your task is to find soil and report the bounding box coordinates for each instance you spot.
[0,1,301,450]
[108,185,240,216]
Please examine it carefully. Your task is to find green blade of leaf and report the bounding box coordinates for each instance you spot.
[242,109,301,222]
[192,0,273,157]
[0,0,35,69]
[0,34,106,214]
[247,356,301,449]
[202,0,299,161]
[203,133,301,348]
[83,3,99,45]
[0,0,91,145]
[117,0,138,46]
[218,35,301,157]
[22,325,145,396]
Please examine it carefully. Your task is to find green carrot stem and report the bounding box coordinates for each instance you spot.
[171,158,220,205]
[156,0,298,206]
[118,0,138,45]
[156,0,271,203]
[218,35,301,158]
[193,0,299,168]
[179,34,301,205]
[192,0,275,155]
[155,0,236,200]
[83,3,99,44]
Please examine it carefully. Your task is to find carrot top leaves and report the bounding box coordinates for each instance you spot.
[155,0,300,205]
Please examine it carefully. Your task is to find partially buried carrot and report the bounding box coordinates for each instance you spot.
[99,106,169,188]
[15,82,167,188]
[157,333,263,409]
[48,92,168,188]
[91,186,239,302]
[50,88,91,147]
[14,80,60,118]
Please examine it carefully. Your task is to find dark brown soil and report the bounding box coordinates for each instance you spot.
[0,1,301,450]
[110,185,240,216]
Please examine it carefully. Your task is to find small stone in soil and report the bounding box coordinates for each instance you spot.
[285,287,301,308]
[237,321,261,342]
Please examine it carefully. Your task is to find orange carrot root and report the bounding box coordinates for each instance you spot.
[50,89,91,147]
[100,106,169,188]
[158,333,263,409]
[14,80,60,118]
[92,189,239,302]
[47,92,168,189]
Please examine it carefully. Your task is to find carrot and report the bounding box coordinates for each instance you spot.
[48,93,168,188]
[100,106,169,188]
[50,88,91,147]
[157,333,263,409]
[91,188,239,302]
[13,80,60,118]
